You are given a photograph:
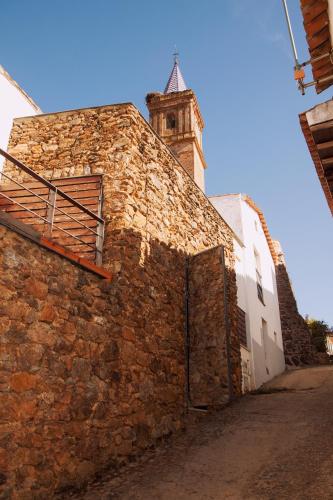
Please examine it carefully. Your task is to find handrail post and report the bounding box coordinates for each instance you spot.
[96,222,104,266]
[95,188,104,265]
[46,188,57,238]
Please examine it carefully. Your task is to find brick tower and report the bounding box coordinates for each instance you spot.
[146,55,207,192]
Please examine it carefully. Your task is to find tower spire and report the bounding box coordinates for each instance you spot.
[146,51,206,191]
[164,51,187,94]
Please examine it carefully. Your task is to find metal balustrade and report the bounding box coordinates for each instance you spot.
[0,148,104,265]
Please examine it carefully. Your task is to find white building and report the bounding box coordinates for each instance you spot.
[210,194,285,390]
[0,65,41,169]
[327,333,333,357]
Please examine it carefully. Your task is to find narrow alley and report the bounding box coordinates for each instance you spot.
[70,366,333,500]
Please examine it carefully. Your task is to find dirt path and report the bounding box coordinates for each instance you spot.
[70,366,333,500]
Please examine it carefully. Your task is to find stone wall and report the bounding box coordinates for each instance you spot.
[1,224,183,497]
[273,242,314,366]
[6,104,234,259]
[188,247,241,407]
[1,103,241,496]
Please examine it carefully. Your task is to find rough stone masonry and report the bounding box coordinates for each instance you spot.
[273,241,314,366]
[0,103,241,498]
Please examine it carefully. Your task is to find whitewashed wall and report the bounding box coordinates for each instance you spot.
[0,66,40,170]
[210,194,285,389]
[233,236,253,392]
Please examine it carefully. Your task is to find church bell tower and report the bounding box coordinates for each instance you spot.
[146,54,207,192]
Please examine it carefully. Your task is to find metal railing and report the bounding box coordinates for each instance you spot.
[0,148,104,265]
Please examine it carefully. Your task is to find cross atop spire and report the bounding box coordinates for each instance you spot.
[173,49,179,63]
[164,52,187,94]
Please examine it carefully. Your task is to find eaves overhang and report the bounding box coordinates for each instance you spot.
[242,195,278,265]
[300,0,333,93]
[299,100,333,215]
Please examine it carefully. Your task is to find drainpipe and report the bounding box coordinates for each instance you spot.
[221,246,234,401]
[184,256,191,406]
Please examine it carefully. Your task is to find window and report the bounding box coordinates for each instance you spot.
[256,269,264,304]
[237,306,247,347]
[166,112,176,130]
[254,248,265,305]
[261,318,269,374]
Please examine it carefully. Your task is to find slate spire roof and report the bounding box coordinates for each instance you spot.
[164,53,187,94]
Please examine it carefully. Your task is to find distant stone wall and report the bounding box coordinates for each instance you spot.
[273,242,314,366]
[1,104,241,496]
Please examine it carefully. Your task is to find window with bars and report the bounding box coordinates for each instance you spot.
[237,306,247,347]
[254,248,265,305]
[256,269,264,304]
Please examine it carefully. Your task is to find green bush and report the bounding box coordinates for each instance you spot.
[305,317,330,353]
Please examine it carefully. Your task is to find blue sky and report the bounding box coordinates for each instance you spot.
[2,0,332,324]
